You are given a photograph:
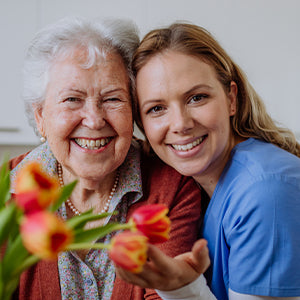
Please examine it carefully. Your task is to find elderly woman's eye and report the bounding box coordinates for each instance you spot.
[104,97,121,102]
[66,97,80,102]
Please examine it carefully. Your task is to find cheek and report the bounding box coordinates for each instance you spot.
[44,109,79,138]
[143,118,166,146]
[201,104,230,131]
[112,108,133,137]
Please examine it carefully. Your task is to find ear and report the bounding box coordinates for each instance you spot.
[33,104,46,137]
[228,81,238,116]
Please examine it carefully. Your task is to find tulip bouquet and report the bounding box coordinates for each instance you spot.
[0,159,170,300]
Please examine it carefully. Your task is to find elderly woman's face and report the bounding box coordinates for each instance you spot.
[35,50,133,180]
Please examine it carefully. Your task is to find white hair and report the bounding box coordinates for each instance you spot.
[22,16,140,135]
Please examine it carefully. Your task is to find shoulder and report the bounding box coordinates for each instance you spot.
[230,138,300,176]
[9,152,30,170]
[212,139,300,234]
[219,139,300,195]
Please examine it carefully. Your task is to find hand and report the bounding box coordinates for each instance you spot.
[116,239,210,291]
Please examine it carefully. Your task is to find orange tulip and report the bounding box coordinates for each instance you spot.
[129,204,170,243]
[109,231,148,273]
[14,162,60,214]
[20,211,73,260]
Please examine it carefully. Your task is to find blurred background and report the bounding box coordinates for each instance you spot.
[0,0,299,161]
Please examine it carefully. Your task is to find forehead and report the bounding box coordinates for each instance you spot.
[136,51,218,90]
[48,49,130,88]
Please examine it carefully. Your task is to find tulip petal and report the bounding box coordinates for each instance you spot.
[14,162,61,214]
[130,204,171,243]
[109,231,148,273]
[20,211,73,260]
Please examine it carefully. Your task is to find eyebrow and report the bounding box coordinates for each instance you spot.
[59,88,86,95]
[140,84,213,107]
[183,84,213,97]
[101,87,128,95]
[140,99,163,109]
[59,87,128,96]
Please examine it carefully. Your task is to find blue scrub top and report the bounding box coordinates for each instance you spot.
[202,138,300,299]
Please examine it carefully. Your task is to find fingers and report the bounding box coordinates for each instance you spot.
[191,239,210,274]
[115,240,211,291]
[145,244,174,275]
[116,266,150,288]
[175,239,210,276]
[116,245,194,291]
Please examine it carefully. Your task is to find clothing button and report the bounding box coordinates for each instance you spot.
[86,278,93,286]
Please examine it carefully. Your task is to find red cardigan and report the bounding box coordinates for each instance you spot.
[10,151,202,300]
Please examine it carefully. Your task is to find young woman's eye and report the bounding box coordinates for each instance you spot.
[189,94,208,103]
[147,105,164,114]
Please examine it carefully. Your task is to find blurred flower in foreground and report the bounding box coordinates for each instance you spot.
[0,159,172,299]
[109,231,148,273]
[129,204,171,243]
[14,162,60,214]
[20,211,73,260]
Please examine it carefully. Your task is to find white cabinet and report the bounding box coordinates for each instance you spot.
[0,0,39,145]
[1,0,299,146]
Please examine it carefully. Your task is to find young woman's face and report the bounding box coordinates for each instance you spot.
[136,51,238,190]
[34,50,133,182]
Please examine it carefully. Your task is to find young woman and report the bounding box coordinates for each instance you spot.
[117,23,300,300]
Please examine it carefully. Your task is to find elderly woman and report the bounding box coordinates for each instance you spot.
[9,17,202,299]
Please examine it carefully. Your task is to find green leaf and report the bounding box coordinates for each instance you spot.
[2,275,21,300]
[0,261,3,296]
[2,235,31,278]
[13,255,39,276]
[0,158,11,208]
[49,180,77,213]
[73,223,122,243]
[0,204,17,246]
[66,210,116,230]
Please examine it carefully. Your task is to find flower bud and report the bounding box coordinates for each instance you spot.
[109,231,148,273]
[14,162,60,214]
[20,211,73,260]
[130,204,170,243]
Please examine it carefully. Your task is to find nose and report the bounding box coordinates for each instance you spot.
[81,101,106,129]
[170,107,194,134]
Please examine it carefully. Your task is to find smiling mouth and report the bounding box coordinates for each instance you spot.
[74,137,113,150]
[171,136,207,151]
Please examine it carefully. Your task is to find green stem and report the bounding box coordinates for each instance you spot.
[112,222,133,231]
[67,222,134,251]
[66,242,111,251]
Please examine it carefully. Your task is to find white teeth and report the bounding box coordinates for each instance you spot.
[172,137,204,151]
[75,138,111,150]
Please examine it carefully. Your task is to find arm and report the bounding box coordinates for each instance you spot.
[229,289,300,300]
[117,240,300,300]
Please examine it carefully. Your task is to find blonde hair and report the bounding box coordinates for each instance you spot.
[132,22,300,157]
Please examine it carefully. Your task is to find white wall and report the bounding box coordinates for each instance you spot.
[1,0,300,160]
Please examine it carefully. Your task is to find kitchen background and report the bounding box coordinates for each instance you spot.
[1,0,299,161]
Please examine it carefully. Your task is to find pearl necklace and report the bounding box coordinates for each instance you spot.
[57,163,119,216]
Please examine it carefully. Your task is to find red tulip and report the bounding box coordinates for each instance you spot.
[129,204,170,243]
[20,211,73,260]
[14,162,60,214]
[109,231,148,273]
